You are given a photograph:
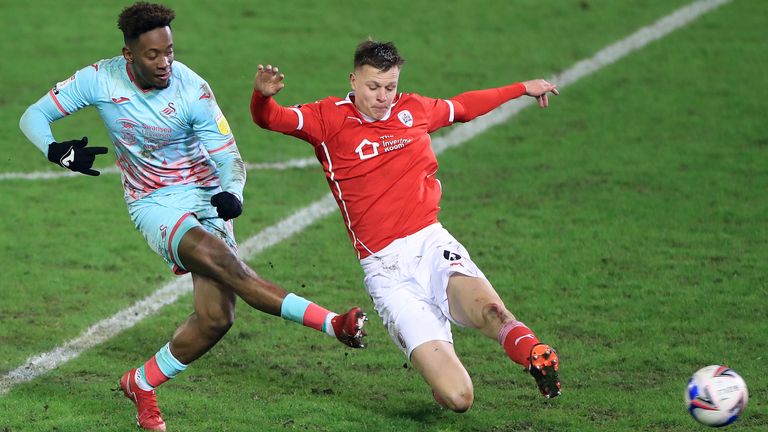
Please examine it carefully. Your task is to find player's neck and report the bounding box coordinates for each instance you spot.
[126,63,156,91]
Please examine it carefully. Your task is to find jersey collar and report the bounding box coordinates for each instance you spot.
[346,92,402,123]
[125,62,155,94]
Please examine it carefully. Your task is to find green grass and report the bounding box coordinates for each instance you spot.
[1,0,767,430]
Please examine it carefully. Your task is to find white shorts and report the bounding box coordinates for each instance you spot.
[360,223,487,358]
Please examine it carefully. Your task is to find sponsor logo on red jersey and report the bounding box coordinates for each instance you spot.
[355,139,380,160]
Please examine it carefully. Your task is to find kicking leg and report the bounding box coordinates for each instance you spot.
[446,274,560,398]
[178,227,284,314]
[177,227,366,347]
[447,274,541,365]
[446,274,513,339]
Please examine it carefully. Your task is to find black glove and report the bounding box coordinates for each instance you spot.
[211,191,242,220]
[47,137,108,176]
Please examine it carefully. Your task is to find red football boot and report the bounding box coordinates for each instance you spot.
[528,343,561,398]
[331,307,368,348]
[119,369,167,431]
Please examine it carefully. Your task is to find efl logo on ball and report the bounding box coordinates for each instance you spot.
[685,365,748,427]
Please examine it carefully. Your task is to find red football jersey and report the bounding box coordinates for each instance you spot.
[252,84,526,258]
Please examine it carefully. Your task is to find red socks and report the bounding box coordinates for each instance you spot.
[498,320,539,368]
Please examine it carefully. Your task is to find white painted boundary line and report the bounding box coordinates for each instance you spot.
[0,158,318,181]
[432,0,730,155]
[0,196,338,395]
[0,0,730,395]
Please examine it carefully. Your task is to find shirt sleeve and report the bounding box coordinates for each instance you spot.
[450,82,527,122]
[250,90,325,146]
[415,94,456,133]
[190,83,245,202]
[19,64,100,154]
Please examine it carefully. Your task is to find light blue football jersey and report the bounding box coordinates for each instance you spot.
[20,56,244,203]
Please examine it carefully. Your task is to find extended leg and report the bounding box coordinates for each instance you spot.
[177,227,366,347]
[446,274,561,398]
[446,274,513,338]
[178,227,284,314]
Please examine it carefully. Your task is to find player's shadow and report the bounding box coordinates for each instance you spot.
[386,404,446,423]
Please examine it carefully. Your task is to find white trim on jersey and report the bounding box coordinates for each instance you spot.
[319,142,373,258]
[357,235,374,257]
[340,91,401,123]
[289,107,304,130]
[445,99,455,123]
[341,92,355,104]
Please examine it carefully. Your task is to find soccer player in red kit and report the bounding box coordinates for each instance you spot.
[250,40,561,412]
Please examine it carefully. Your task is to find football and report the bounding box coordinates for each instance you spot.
[685,365,748,427]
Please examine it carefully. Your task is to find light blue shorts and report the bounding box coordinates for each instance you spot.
[128,185,237,274]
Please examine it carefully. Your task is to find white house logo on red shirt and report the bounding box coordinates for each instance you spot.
[356,139,380,160]
[398,110,413,127]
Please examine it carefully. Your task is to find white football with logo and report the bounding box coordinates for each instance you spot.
[685,365,748,427]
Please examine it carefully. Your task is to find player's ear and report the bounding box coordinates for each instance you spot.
[122,46,133,64]
[349,72,356,90]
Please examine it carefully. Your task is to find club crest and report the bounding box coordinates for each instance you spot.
[398,110,413,127]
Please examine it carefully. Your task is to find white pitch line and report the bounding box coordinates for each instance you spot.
[0,197,338,395]
[0,158,318,181]
[0,0,731,395]
[431,0,731,155]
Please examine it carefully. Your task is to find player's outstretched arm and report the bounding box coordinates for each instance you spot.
[449,79,560,123]
[250,64,305,134]
[522,79,559,108]
[254,64,285,97]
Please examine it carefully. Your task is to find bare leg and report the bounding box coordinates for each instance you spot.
[177,227,286,315]
[446,274,515,339]
[168,273,237,364]
[176,226,366,349]
[397,277,516,412]
[410,340,474,413]
[446,274,561,397]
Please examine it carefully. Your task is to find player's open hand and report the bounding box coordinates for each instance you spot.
[522,79,559,108]
[254,64,285,97]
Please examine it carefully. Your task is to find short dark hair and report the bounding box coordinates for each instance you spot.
[117,2,175,44]
[353,40,405,71]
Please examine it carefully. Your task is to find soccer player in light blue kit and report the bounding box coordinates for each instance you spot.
[19,3,366,431]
